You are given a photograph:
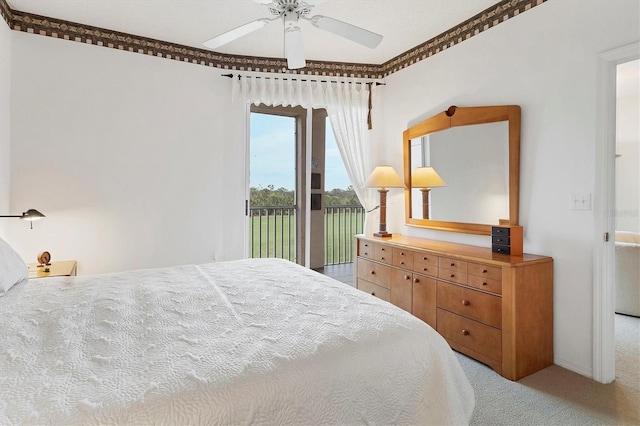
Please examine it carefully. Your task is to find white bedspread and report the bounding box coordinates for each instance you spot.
[0,258,474,425]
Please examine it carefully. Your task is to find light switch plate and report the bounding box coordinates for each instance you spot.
[570,193,592,211]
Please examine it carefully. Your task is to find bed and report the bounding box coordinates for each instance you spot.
[1,242,474,424]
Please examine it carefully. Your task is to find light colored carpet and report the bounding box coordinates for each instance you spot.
[457,314,639,425]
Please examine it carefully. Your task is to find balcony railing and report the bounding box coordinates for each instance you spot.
[324,205,365,265]
[248,205,364,266]
[249,206,296,262]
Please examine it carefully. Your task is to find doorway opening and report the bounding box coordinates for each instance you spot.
[612,58,639,386]
[248,105,307,265]
[248,111,298,262]
[247,105,364,273]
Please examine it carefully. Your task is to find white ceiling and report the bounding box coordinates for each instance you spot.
[7,0,499,65]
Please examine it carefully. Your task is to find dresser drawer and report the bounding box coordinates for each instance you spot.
[374,244,393,265]
[413,262,438,277]
[468,275,502,295]
[437,308,502,362]
[468,263,502,281]
[358,240,375,259]
[438,268,468,285]
[439,257,468,273]
[357,279,391,302]
[414,252,438,267]
[393,248,414,269]
[357,258,391,289]
[437,281,502,329]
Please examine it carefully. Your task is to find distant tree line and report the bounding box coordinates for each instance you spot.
[325,186,361,206]
[250,185,361,208]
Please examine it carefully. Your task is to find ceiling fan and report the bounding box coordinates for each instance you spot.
[202,0,383,69]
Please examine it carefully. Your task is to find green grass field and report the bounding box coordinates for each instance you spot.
[249,209,364,264]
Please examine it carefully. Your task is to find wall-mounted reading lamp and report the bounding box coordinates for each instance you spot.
[0,209,46,229]
[412,167,446,219]
[364,166,405,238]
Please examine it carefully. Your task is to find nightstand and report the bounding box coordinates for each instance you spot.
[28,260,77,279]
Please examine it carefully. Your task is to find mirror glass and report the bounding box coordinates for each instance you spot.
[403,105,520,235]
[410,122,509,223]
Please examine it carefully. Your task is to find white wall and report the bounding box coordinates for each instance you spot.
[377,0,640,377]
[8,32,247,273]
[0,20,10,234]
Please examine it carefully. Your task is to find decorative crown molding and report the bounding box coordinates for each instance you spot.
[1,0,546,78]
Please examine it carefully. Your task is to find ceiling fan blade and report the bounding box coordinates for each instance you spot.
[308,15,383,49]
[284,25,306,69]
[203,18,273,50]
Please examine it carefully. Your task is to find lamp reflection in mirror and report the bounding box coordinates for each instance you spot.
[364,166,405,238]
[412,167,446,219]
[0,209,46,229]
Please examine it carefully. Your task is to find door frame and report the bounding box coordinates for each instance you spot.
[593,42,639,384]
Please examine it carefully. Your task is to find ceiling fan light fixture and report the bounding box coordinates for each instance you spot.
[284,25,306,69]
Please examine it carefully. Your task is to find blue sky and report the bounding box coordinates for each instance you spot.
[250,112,351,190]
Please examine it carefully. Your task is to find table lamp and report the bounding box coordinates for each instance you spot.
[364,166,405,238]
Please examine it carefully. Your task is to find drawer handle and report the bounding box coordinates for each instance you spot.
[482,282,488,286]
[404,275,411,280]
[381,248,385,251]
[482,269,488,273]
[400,252,405,255]
[450,274,456,278]
[400,261,405,265]
[423,257,428,261]
[450,263,455,267]
[370,270,375,275]
[364,244,369,247]
[364,252,369,256]
[462,299,470,306]
[414,278,419,283]
[371,292,376,296]
[381,257,385,261]
[462,329,470,336]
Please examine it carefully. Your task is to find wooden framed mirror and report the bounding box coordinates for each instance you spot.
[403,105,521,235]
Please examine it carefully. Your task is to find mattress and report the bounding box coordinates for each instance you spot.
[0,258,474,424]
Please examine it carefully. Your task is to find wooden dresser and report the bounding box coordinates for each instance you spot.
[355,234,553,381]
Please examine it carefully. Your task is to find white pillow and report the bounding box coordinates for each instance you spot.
[0,236,28,296]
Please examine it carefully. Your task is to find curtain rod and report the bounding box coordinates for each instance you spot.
[221,73,385,86]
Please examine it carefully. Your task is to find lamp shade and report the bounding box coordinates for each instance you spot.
[412,167,446,188]
[364,166,405,189]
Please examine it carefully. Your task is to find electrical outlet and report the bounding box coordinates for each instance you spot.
[570,193,592,211]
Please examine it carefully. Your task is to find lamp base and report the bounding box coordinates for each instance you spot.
[374,231,393,238]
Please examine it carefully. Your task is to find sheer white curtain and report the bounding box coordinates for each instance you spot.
[231,75,378,216]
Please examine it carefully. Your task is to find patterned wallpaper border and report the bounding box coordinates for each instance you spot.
[381,0,547,76]
[0,0,12,28]
[1,0,545,79]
